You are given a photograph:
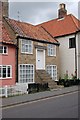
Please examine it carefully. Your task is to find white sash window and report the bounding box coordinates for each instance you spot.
[0,65,12,79]
[46,65,57,80]
[48,44,56,56]
[21,39,33,54]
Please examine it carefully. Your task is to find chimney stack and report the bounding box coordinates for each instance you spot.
[0,0,9,20]
[58,3,67,19]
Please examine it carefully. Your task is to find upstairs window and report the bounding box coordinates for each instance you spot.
[0,46,8,54]
[48,44,56,56]
[21,39,33,54]
[69,37,76,48]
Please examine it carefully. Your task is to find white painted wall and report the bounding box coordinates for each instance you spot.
[57,35,75,79]
[76,32,80,79]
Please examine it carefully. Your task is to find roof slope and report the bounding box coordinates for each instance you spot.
[0,21,14,45]
[5,17,58,44]
[37,14,80,37]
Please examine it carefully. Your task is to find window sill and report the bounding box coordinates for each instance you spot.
[48,55,56,57]
[0,77,12,80]
[0,53,8,56]
[21,52,33,55]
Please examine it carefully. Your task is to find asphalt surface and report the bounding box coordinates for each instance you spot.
[2,86,78,108]
[2,91,78,118]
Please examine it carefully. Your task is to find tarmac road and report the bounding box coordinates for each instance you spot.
[2,91,78,118]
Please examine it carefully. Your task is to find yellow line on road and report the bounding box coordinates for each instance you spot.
[2,91,78,110]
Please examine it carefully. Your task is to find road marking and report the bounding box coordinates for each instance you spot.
[2,91,78,110]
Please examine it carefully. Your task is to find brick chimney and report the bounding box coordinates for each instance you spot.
[58,3,67,19]
[0,0,9,20]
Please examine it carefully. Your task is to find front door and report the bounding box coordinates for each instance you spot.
[36,49,45,70]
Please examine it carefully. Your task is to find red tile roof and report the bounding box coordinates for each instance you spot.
[0,21,15,45]
[5,17,58,44]
[37,14,80,37]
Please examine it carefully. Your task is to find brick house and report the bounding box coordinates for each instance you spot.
[1,1,60,88]
[37,3,80,79]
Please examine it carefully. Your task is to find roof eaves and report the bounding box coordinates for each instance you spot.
[54,31,79,38]
[17,35,60,46]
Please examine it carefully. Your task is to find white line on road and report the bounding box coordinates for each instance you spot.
[2,91,78,110]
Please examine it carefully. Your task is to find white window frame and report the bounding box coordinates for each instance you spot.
[0,65,12,79]
[47,44,56,56]
[0,46,8,55]
[46,65,57,81]
[21,39,33,54]
[19,64,34,83]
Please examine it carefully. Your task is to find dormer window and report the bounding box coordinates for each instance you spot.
[0,46,8,54]
[69,37,76,48]
[21,39,33,54]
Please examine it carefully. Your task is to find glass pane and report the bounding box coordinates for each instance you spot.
[4,46,7,53]
[7,66,11,77]
[0,46,3,53]
[2,67,6,78]
[22,44,25,52]
[0,66,1,78]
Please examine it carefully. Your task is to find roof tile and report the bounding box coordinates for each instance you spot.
[5,17,58,44]
[37,14,80,37]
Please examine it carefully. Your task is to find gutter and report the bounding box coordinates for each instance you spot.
[55,30,80,38]
[16,37,19,83]
[17,35,60,46]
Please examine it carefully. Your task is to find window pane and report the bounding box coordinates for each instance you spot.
[2,67,6,78]
[0,66,1,78]
[7,66,11,77]
[0,46,3,53]
[4,46,7,53]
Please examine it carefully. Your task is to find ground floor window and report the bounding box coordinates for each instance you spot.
[0,65,12,79]
[46,65,57,80]
[19,64,34,83]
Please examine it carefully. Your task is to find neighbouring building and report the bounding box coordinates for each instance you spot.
[0,22,16,86]
[37,3,80,79]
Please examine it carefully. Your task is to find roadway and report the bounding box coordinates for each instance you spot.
[2,91,78,118]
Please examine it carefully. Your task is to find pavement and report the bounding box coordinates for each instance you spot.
[1,86,78,108]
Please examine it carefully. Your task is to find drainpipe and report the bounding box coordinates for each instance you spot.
[16,36,19,83]
[75,33,77,78]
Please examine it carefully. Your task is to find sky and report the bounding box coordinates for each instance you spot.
[8,0,80,25]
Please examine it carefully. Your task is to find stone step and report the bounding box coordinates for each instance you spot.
[35,70,58,89]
